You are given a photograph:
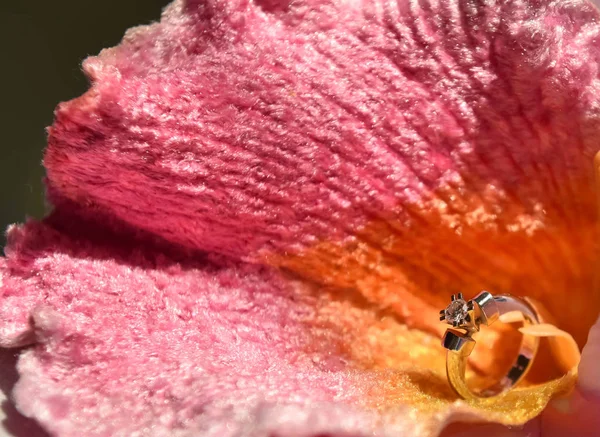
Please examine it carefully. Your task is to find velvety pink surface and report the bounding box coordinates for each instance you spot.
[2,0,600,436]
[1,214,409,437]
[46,0,600,260]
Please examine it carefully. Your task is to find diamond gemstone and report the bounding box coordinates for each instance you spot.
[445,299,468,324]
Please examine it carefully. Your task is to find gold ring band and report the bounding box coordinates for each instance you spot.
[440,291,540,399]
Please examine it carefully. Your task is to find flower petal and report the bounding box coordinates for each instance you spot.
[0,219,376,436]
[0,216,582,436]
[45,0,600,353]
[0,217,442,436]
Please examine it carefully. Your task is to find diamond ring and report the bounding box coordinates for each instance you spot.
[440,291,540,399]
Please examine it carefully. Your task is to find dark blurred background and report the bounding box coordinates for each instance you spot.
[0,0,169,248]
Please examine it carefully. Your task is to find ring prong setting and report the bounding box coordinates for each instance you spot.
[440,293,476,331]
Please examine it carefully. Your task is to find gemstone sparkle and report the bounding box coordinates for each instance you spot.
[445,299,468,324]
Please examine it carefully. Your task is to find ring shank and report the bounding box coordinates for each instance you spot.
[446,294,540,399]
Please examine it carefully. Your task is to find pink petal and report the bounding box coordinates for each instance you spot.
[1,220,396,436]
[46,0,600,259]
[43,0,600,347]
[2,213,571,437]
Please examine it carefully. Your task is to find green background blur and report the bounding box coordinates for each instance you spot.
[0,0,168,248]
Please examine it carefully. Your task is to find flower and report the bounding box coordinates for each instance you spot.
[1,0,600,436]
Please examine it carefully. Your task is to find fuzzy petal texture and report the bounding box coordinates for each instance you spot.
[45,0,600,344]
[0,214,577,437]
[2,0,600,435]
